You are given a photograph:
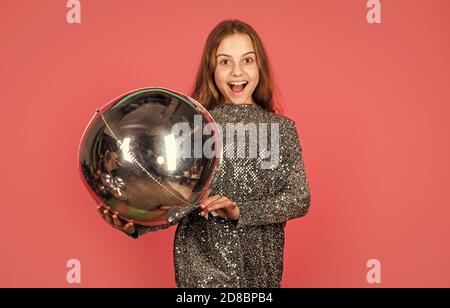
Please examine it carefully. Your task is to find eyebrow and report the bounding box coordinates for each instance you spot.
[216,51,256,58]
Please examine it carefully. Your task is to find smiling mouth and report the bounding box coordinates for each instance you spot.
[228,81,248,94]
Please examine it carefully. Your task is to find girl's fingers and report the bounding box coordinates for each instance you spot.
[200,195,222,209]
[103,210,113,225]
[98,207,133,232]
[97,206,105,218]
[204,200,235,213]
[124,222,135,234]
[200,195,221,209]
[112,214,122,228]
[209,202,233,212]
[198,195,236,218]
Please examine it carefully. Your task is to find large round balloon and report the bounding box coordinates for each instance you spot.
[78,87,221,226]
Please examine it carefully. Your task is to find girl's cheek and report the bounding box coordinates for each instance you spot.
[216,68,229,75]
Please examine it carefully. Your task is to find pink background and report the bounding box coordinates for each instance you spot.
[1,0,449,287]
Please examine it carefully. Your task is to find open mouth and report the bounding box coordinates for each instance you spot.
[228,81,248,94]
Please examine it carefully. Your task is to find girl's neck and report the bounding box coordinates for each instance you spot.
[224,102,254,105]
[222,98,256,105]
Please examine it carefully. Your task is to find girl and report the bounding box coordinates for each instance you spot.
[98,19,311,288]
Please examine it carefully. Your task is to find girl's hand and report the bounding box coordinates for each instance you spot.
[199,195,240,221]
[97,206,136,236]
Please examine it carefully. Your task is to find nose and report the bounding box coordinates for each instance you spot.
[231,62,244,77]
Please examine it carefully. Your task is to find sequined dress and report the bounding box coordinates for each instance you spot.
[130,103,311,288]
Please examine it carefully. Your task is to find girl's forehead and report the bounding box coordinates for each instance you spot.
[216,33,255,55]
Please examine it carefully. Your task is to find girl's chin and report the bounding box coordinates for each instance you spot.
[226,99,248,105]
[225,93,249,103]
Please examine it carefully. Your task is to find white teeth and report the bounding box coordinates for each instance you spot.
[228,81,248,86]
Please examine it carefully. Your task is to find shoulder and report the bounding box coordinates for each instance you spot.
[264,110,294,124]
[265,112,298,134]
[267,113,304,155]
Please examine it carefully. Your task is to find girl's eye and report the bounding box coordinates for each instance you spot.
[219,59,231,65]
[244,57,254,64]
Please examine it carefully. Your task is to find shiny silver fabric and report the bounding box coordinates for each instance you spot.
[132,103,312,288]
[78,88,220,226]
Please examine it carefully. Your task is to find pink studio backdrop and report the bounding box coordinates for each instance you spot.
[0,0,449,287]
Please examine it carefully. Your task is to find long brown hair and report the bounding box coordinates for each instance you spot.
[191,20,280,113]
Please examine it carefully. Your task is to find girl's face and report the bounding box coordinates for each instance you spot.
[214,33,259,105]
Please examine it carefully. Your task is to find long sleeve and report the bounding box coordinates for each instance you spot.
[235,119,311,227]
[129,220,178,239]
[129,207,196,239]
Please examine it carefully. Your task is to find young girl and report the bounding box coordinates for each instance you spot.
[98,19,311,288]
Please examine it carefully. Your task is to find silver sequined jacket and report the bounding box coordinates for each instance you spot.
[131,103,311,288]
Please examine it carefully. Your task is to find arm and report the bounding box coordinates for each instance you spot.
[98,205,187,239]
[235,119,311,227]
[129,206,195,239]
[129,219,178,239]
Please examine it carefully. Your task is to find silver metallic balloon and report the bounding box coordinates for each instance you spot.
[78,87,221,226]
